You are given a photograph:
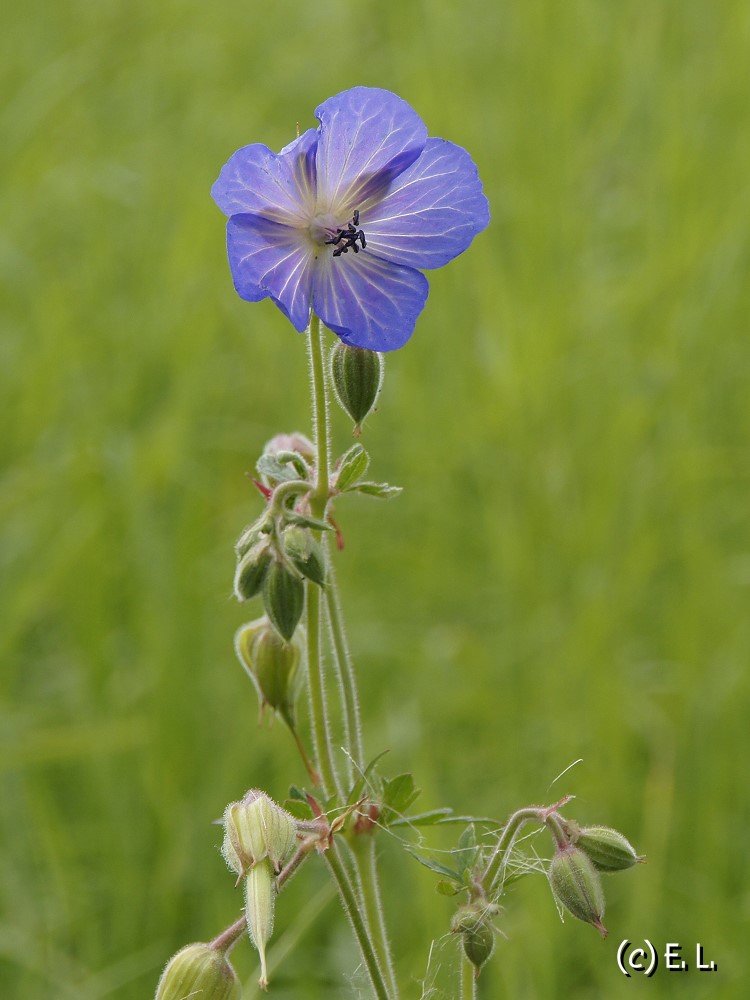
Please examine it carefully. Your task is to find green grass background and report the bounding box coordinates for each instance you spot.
[2,0,749,996]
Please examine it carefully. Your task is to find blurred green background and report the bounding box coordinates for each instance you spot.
[2,0,749,996]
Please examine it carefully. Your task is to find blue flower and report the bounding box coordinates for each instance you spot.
[212,87,490,351]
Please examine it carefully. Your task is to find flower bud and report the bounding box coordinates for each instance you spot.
[263,432,316,464]
[451,904,497,975]
[235,522,262,559]
[549,845,607,937]
[263,560,305,640]
[330,342,384,432]
[462,919,495,972]
[234,540,272,601]
[245,858,276,990]
[235,617,304,724]
[222,789,297,878]
[282,526,326,586]
[155,943,240,1000]
[574,825,643,872]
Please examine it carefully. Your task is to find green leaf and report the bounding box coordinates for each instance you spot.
[256,453,299,483]
[436,880,462,896]
[346,749,390,806]
[454,823,480,876]
[335,444,370,492]
[284,799,314,820]
[381,773,421,822]
[389,808,454,828]
[405,846,462,882]
[349,481,402,500]
[285,786,313,819]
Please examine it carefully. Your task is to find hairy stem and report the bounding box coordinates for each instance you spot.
[307,314,395,996]
[460,955,478,999]
[483,807,545,895]
[325,563,364,777]
[483,798,572,894]
[325,841,392,1000]
[352,835,399,997]
[305,313,341,798]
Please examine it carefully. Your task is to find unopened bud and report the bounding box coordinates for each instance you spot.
[451,904,497,975]
[282,526,325,586]
[235,617,304,724]
[263,560,305,640]
[263,432,315,464]
[154,942,240,1000]
[330,342,384,433]
[549,845,607,937]
[235,522,263,560]
[222,789,297,877]
[245,858,276,990]
[574,825,643,872]
[234,541,272,601]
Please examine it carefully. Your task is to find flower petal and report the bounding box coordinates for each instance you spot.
[314,87,427,212]
[212,129,318,226]
[362,138,490,270]
[227,215,314,331]
[312,252,428,352]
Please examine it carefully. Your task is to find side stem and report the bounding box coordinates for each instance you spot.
[460,955,478,999]
[325,565,364,775]
[352,835,399,997]
[325,841,392,1000]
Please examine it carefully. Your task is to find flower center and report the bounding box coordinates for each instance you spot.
[315,210,367,258]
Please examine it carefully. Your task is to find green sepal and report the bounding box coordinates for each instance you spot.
[284,511,333,532]
[462,919,495,972]
[235,520,268,559]
[330,342,384,430]
[235,621,303,721]
[549,845,607,937]
[574,825,643,872]
[282,526,326,586]
[155,943,241,1000]
[263,561,304,641]
[234,542,272,601]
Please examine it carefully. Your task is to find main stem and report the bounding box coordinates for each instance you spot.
[305,313,340,799]
[306,313,394,998]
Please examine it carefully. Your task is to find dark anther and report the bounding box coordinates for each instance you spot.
[325,210,366,258]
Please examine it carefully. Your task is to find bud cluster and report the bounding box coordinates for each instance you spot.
[233,434,328,644]
[545,814,643,938]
